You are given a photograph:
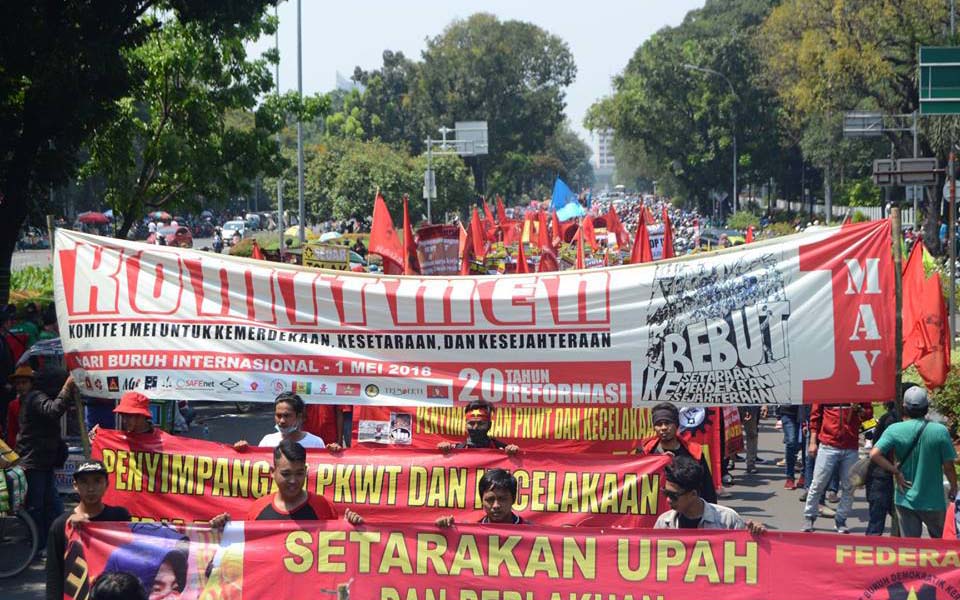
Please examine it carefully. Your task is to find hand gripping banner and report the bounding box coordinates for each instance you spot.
[66,521,960,600]
[91,429,670,527]
[54,219,894,406]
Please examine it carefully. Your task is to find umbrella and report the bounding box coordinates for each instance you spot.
[319,231,342,243]
[284,225,317,240]
[78,211,109,225]
[149,211,172,221]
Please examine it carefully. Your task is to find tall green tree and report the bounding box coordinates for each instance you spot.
[411,13,576,195]
[586,0,788,215]
[0,0,276,303]
[305,137,473,223]
[81,15,291,238]
[759,0,951,248]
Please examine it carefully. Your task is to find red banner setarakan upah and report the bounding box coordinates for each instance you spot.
[67,521,960,600]
[54,220,894,406]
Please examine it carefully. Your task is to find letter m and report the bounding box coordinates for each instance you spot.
[844,258,880,295]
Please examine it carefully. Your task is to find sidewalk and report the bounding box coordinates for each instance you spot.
[723,418,870,533]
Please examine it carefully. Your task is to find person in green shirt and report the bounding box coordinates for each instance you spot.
[870,387,958,538]
[37,304,58,341]
[9,303,40,346]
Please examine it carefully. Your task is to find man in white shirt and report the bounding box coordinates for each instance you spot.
[234,392,341,451]
[655,455,765,533]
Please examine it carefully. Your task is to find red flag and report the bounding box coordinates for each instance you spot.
[251,239,265,261]
[516,242,530,274]
[537,211,559,272]
[483,199,496,225]
[607,205,629,248]
[496,196,507,223]
[902,241,951,387]
[661,208,675,259]
[575,226,586,269]
[745,225,754,244]
[459,222,472,276]
[551,211,562,248]
[581,215,599,251]
[501,220,522,245]
[402,196,420,275]
[369,192,403,274]
[469,207,487,259]
[630,210,653,264]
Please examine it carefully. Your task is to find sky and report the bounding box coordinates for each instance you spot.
[250,0,705,158]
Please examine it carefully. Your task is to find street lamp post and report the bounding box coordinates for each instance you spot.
[296,0,305,243]
[683,64,738,214]
[275,4,284,261]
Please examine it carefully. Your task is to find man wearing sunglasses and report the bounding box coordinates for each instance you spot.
[654,456,765,533]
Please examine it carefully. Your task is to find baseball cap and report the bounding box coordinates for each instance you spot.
[113,391,153,417]
[903,386,929,411]
[73,460,108,479]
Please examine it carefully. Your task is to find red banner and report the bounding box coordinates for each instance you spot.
[67,521,960,600]
[91,429,669,527]
[354,404,725,487]
[416,224,461,275]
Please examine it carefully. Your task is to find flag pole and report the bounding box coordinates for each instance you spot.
[891,207,903,414]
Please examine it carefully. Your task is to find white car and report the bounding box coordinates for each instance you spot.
[222,220,246,245]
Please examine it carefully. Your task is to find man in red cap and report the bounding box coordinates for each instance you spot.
[437,401,519,456]
[113,391,155,435]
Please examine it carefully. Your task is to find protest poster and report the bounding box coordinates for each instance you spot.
[91,429,669,527]
[722,406,745,455]
[352,404,728,487]
[55,219,894,406]
[416,224,461,275]
[69,521,960,600]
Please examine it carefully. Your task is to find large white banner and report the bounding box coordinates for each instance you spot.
[54,220,894,406]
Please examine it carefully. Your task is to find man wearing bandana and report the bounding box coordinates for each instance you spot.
[437,401,519,456]
[634,402,717,503]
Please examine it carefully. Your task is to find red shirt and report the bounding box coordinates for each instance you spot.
[5,396,19,447]
[246,492,338,521]
[303,405,338,446]
[809,403,873,450]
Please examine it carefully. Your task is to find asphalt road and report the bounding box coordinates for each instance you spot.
[2,414,878,598]
[11,237,220,273]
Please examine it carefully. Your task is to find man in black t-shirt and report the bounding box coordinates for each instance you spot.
[46,460,131,600]
[437,401,520,456]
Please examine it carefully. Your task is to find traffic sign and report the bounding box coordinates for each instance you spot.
[897,158,939,185]
[843,112,883,137]
[920,47,960,115]
[872,159,895,186]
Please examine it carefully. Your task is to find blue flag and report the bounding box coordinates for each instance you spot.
[551,177,578,212]
[556,201,586,222]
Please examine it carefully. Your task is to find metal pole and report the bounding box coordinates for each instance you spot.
[892,207,903,410]
[296,0,305,244]
[275,4,284,261]
[427,140,433,224]
[953,0,956,37]
[912,111,919,228]
[950,151,957,339]
[732,127,737,214]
